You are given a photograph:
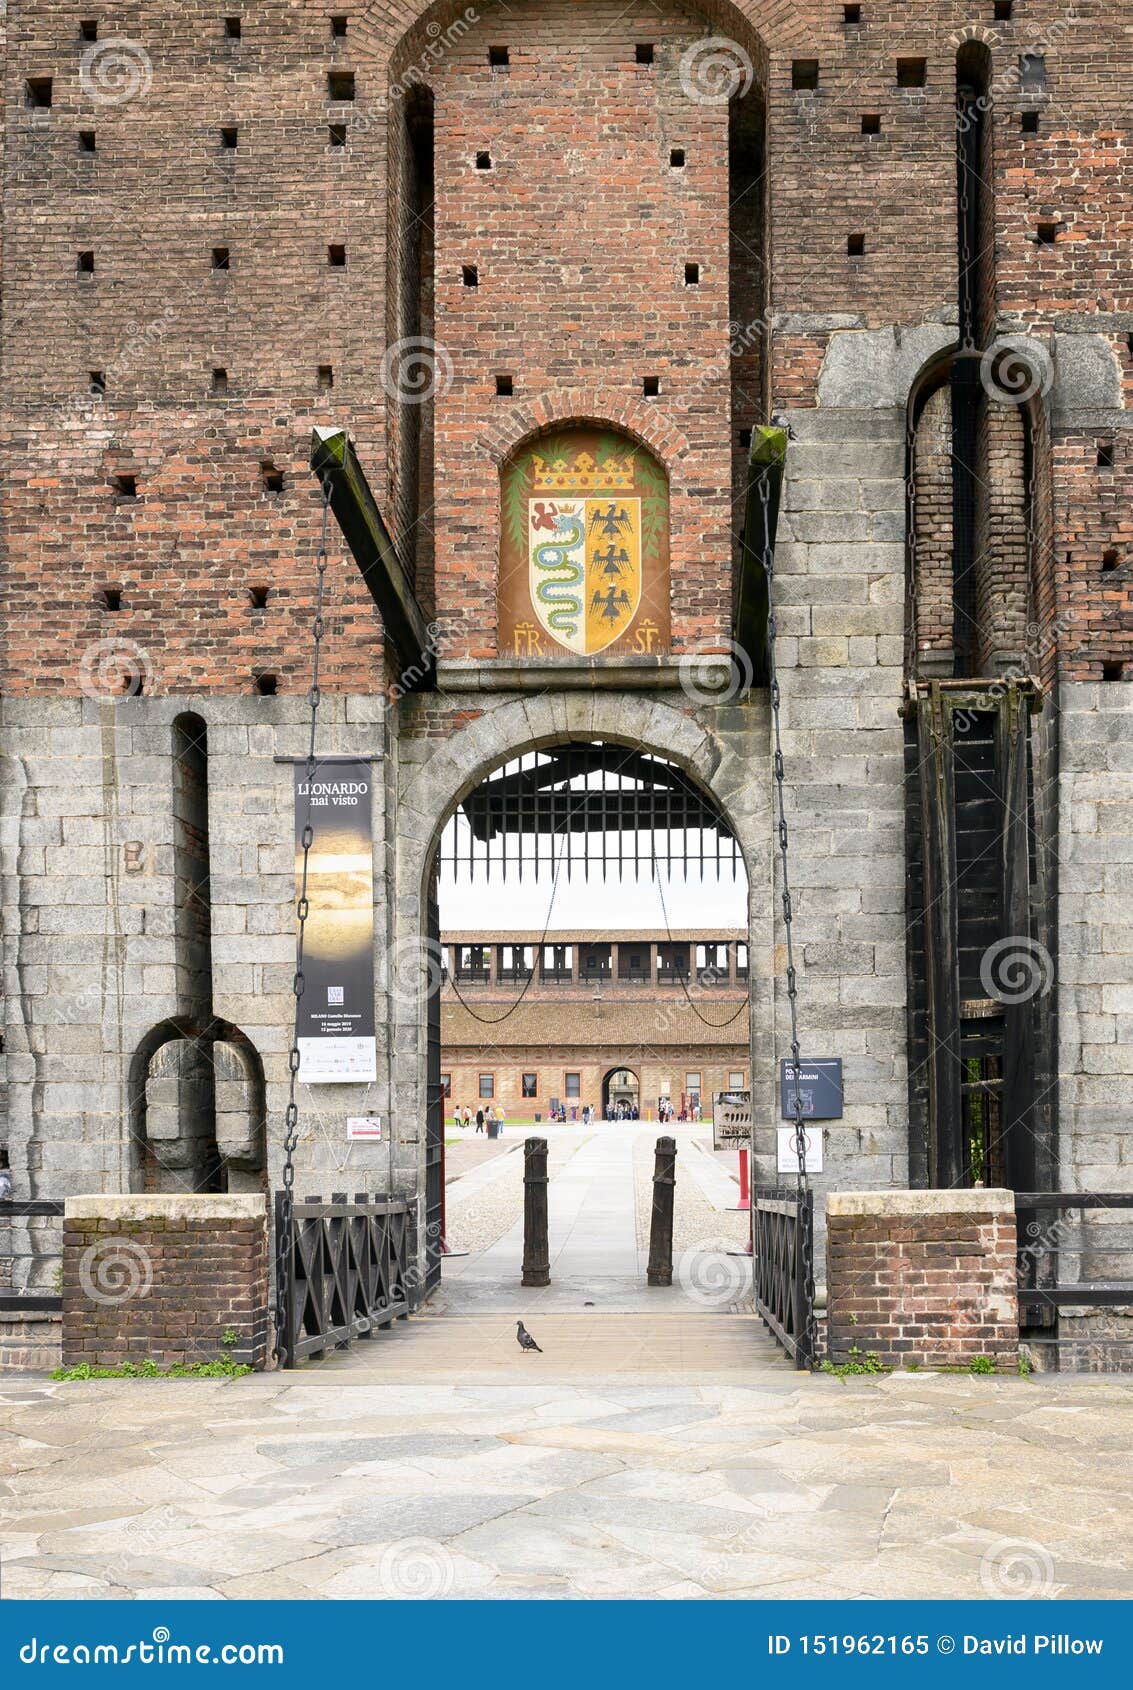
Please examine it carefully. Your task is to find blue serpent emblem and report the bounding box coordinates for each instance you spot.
[534,512,585,636]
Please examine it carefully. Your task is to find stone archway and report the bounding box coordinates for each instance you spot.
[393,690,774,1278]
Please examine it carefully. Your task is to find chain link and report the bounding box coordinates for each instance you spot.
[759,472,817,1360]
[273,474,333,1363]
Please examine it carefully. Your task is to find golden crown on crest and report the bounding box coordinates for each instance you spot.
[531,451,635,493]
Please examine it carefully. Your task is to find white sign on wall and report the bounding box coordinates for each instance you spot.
[346,1117,383,1142]
[776,1125,823,1174]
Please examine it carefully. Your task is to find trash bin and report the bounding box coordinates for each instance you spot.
[487,1120,500,1139]
[533,1112,541,1122]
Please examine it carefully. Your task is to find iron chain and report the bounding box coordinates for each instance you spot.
[759,473,817,1360]
[273,474,333,1362]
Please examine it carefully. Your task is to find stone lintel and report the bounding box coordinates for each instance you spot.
[64,1194,267,1223]
[827,1188,1013,1219]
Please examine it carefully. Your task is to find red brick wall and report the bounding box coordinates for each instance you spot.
[2,2,1131,693]
[826,1191,1019,1371]
[62,1196,269,1370]
[444,1053,747,1120]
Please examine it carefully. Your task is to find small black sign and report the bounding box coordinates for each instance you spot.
[779,1058,843,1121]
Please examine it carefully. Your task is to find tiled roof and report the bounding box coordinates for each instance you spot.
[442,927,747,944]
[441,997,748,1050]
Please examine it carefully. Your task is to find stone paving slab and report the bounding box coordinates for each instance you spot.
[3,1321,1133,1600]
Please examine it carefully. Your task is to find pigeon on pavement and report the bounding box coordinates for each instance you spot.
[516,1320,542,1353]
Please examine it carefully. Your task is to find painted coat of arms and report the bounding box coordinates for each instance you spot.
[499,427,670,659]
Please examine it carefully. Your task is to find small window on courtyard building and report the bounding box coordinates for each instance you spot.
[728,1070,745,1090]
[440,1073,451,1098]
[565,1072,581,1098]
[522,1073,537,1098]
[479,1073,494,1099]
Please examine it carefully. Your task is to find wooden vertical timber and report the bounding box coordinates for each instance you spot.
[997,684,1039,1191]
[735,425,787,689]
[916,684,964,1187]
[521,1137,550,1287]
[647,1136,676,1286]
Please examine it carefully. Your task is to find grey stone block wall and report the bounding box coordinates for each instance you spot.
[771,406,911,1227]
[1057,682,1133,1193]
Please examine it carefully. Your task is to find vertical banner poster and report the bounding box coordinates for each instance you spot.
[294,758,377,1084]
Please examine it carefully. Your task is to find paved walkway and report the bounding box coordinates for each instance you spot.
[5,1124,1131,1601]
[441,1123,749,1313]
[4,1352,1133,1599]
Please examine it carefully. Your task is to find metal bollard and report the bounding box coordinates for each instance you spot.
[521,1136,550,1287]
[647,1135,676,1286]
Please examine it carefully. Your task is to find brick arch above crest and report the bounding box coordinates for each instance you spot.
[482,391,688,477]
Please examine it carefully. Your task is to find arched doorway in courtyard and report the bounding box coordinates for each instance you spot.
[602,1067,640,1120]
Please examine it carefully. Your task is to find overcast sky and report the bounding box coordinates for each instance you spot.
[438,819,748,931]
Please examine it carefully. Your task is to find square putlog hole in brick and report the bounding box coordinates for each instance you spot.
[635,43,655,65]
[99,587,122,611]
[684,262,700,285]
[317,364,334,390]
[224,16,242,39]
[330,15,348,37]
[1102,661,1125,682]
[1036,221,1058,244]
[220,126,238,149]
[211,367,228,395]
[249,585,270,608]
[78,130,97,152]
[113,473,137,498]
[488,45,509,67]
[792,59,819,90]
[1021,110,1040,133]
[212,246,230,270]
[1097,440,1115,468]
[462,263,479,287]
[843,3,861,21]
[89,370,106,395]
[669,147,685,167]
[77,250,95,274]
[495,374,513,397]
[847,232,865,255]
[79,19,98,40]
[327,243,346,267]
[475,150,492,170]
[896,57,927,88]
[1102,550,1120,573]
[261,464,284,494]
[642,375,660,397]
[327,71,355,100]
[25,77,53,108]
[861,113,881,134]
[254,672,278,696]
[994,0,1013,18]
[328,123,347,148]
